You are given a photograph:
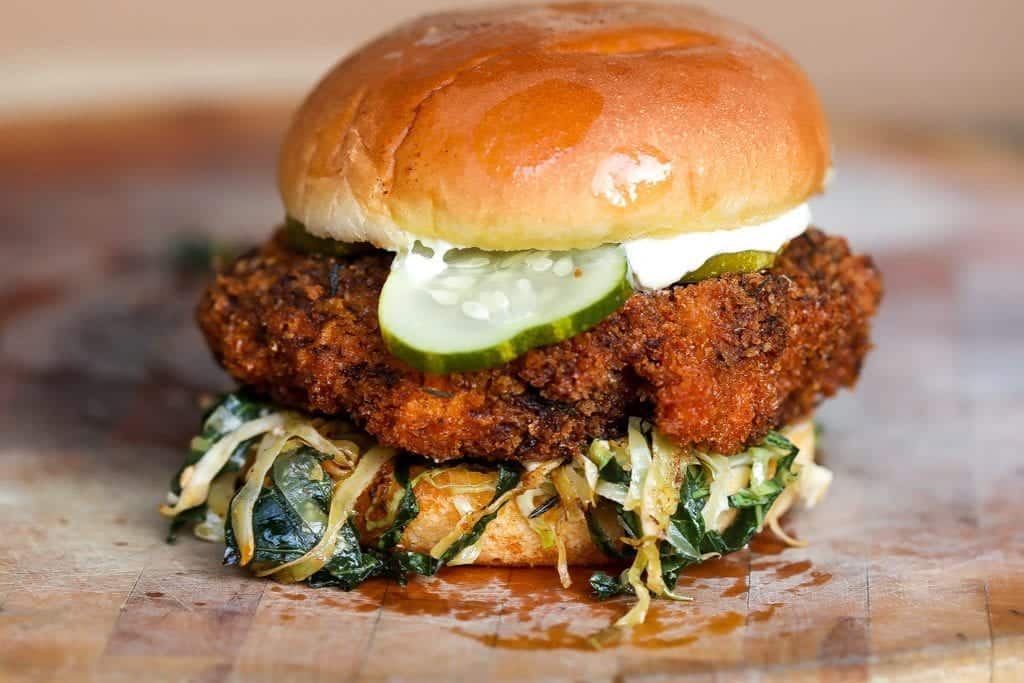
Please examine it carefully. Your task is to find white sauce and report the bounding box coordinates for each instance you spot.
[397,203,811,292]
[624,204,812,290]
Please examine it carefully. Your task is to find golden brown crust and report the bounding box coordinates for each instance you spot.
[279,2,830,251]
[197,228,881,461]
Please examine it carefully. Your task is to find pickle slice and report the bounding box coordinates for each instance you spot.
[679,250,776,283]
[379,245,632,374]
[283,218,370,257]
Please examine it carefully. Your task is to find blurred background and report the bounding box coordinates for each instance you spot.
[3,0,1023,128]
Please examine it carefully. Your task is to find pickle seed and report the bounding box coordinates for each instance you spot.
[552,256,574,277]
[526,252,553,272]
[500,252,530,269]
[461,300,490,320]
[480,290,510,313]
[429,289,460,306]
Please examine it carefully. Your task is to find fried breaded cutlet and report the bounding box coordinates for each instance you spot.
[197,228,881,463]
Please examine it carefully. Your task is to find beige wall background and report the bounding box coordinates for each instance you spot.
[2,0,1022,127]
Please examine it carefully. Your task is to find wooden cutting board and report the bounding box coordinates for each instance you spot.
[1,106,1022,682]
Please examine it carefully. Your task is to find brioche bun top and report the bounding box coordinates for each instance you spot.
[279,2,830,251]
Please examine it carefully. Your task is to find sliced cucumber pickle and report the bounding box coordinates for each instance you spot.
[283,218,369,257]
[679,250,776,283]
[380,245,632,374]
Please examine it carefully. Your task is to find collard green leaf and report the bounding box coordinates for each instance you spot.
[376,458,418,550]
[225,485,318,566]
[272,448,332,525]
[528,496,559,519]
[590,570,632,600]
[597,453,629,486]
[166,506,207,544]
[372,549,441,585]
[728,433,798,509]
[585,502,631,560]
[225,448,448,590]
[311,522,384,590]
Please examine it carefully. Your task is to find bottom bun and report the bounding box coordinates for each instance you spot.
[359,465,610,566]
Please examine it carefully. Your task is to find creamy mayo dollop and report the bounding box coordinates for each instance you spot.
[623,204,812,290]
[396,203,811,292]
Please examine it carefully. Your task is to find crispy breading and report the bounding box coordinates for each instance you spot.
[197,229,881,462]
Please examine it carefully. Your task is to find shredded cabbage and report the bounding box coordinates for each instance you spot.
[763,419,831,545]
[623,418,652,512]
[411,467,498,495]
[231,430,290,565]
[595,481,628,504]
[446,542,482,566]
[587,418,827,631]
[516,487,557,548]
[452,495,476,516]
[553,517,572,588]
[160,413,285,517]
[551,466,586,522]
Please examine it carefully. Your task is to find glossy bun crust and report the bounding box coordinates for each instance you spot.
[279,2,830,251]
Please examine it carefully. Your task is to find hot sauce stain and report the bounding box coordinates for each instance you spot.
[749,603,782,623]
[775,559,812,580]
[144,591,164,598]
[749,534,789,556]
[749,553,834,591]
[703,611,745,636]
[799,570,833,589]
[281,592,307,601]
[462,608,751,651]
[474,79,603,180]
[720,577,748,598]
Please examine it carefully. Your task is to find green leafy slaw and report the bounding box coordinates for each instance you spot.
[161,392,828,629]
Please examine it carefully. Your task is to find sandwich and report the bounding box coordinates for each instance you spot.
[160,2,882,628]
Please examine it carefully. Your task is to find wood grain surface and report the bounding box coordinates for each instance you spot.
[0,105,1022,682]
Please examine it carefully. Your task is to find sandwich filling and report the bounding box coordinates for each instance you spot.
[161,392,830,627]
[373,204,811,372]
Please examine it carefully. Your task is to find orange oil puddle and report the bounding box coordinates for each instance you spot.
[253,537,829,650]
[774,559,812,579]
[720,577,748,598]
